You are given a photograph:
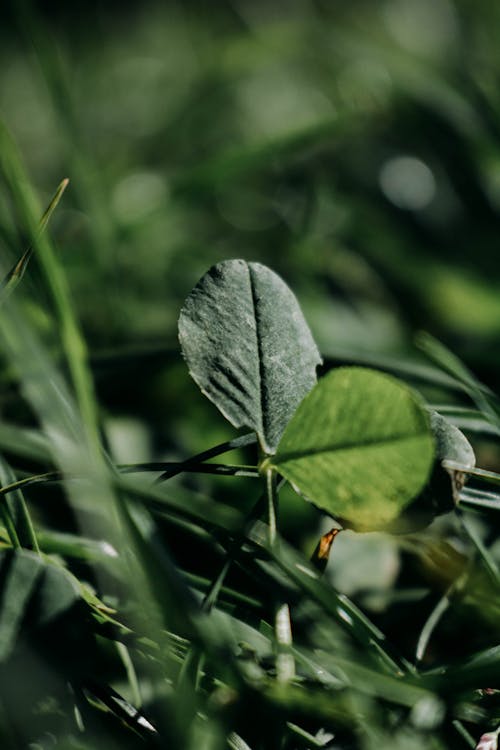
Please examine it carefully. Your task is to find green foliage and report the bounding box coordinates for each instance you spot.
[3,3,500,747]
[180,263,435,531]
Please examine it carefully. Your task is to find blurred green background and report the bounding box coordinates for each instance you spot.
[2,0,500,502]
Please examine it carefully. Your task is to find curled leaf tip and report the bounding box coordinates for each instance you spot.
[310,527,341,573]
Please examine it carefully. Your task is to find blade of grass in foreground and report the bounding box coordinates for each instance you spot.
[0,128,208,731]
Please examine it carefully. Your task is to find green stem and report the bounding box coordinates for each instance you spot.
[263,469,294,684]
[266,468,278,547]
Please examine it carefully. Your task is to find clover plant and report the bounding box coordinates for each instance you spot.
[178,259,469,534]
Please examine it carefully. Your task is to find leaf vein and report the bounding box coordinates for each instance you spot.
[274,431,429,465]
[248,264,267,451]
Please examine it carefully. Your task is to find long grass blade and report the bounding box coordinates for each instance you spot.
[0,177,69,302]
[155,433,257,483]
[415,586,454,664]
[457,509,500,586]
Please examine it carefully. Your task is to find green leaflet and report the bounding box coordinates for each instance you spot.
[268,367,435,530]
[430,410,475,469]
[425,410,475,512]
[179,260,322,454]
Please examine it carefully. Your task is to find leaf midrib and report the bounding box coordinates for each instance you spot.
[273,429,431,466]
[248,263,267,451]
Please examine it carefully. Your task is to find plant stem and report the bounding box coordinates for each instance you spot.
[266,468,278,547]
[263,468,295,683]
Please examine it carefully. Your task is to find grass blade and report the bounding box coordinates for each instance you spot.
[0,455,39,553]
[0,177,69,302]
[457,509,500,586]
[415,585,454,664]
[416,332,500,425]
[156,433,257,483]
